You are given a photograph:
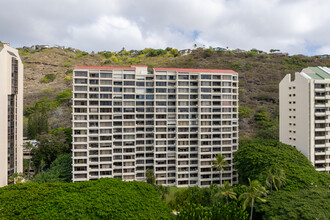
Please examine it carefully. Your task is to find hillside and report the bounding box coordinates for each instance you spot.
[19,47,330,138]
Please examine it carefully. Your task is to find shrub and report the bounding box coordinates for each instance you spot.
[239,105,253,118]
[55,89,72,105]
[41,74,56,83]
[0,178,173,219]
[64,62,72,67]
[65,69,73,74]
[63,76,72,82]
[231,62,242,70]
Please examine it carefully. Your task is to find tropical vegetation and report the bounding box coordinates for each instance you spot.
[0,178,173,219]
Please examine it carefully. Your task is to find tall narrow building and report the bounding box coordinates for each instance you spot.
[72,65,239,187]
[280,67,330,173]
[0,44,24,187]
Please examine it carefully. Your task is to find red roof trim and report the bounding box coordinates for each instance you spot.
[153,68,237,74]
[75,66,135,70]
[74,66,237,74]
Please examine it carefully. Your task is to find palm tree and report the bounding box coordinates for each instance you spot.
[221,181,237,204]
[265,166,286,193]
[212,154,228,186]
[239,178,268,220]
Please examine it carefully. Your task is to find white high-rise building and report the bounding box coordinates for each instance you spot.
[0,44,24,187]
[72,65,239,186]
[280,67,330,173]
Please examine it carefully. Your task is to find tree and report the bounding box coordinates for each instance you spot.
[0,178,173,219]
[221,181,237,204]
[264,166,286,192]
[31,131,70,174]
[146,169,155,185]
[270,49,280,53]
[177,202,249,220]
[33,153,72,183]
[27,106,49,139]
[212,154,228,186]
[239,178,268,220]
[234,139,330,190]
[23,141,35,179]
[257,187,330,219]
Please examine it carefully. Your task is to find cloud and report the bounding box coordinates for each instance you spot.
[0,0,330,55]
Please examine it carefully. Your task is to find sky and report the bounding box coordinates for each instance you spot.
[1,0,330,56]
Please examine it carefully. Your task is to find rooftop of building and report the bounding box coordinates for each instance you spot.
[302,67,330,80]
[75,65,237,74]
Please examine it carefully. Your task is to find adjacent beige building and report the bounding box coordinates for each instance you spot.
[0,44,24,187]
[280,67,330,173]
[72,65,239,187]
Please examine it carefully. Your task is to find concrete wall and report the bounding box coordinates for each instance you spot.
[279,72,311,159]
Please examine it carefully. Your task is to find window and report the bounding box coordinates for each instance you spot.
[201,75,211,79]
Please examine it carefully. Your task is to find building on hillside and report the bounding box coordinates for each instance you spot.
[280,67,330,173]
[178,49,192,56]
[232,49,246,53]
[0,44,24,187]
[316,54,330,59]
[213,47,227,51]
[72,65,239,187]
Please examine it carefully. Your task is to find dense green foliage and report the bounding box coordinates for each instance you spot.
[234,139,330,219]
[177,202,248,220]
[257,187,330,220]
[239,179,268,220]
[234,139,330,190]
[169,184,245,211]
[31,131,71,173]
[0,178,173,219]
[33,153,72,183]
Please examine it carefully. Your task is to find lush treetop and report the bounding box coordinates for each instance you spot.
[257,187,330,220]
[234,139,330,191]
[0,178,173,219]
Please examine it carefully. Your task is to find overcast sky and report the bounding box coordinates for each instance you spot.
[1,0,329,55]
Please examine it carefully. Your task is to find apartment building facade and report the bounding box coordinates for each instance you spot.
[0,44,24,187]
[72,65,239,187]
[280,67,330,173]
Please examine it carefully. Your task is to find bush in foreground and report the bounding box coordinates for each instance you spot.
[0,178,173,219]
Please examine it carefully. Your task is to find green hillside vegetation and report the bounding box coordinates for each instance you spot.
[0,178,173,219]
[18,46,330,138]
